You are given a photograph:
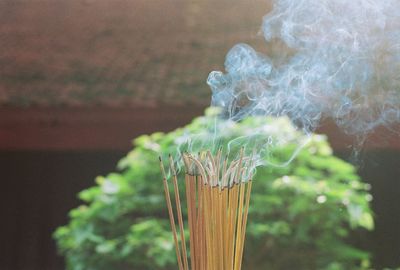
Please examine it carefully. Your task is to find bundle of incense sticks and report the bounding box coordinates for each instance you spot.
[159,149,254,270]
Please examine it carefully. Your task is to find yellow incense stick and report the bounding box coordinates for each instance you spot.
[185,174,195,270]
[169,156,189,270]
[238,180,253,270]
[234,182,246,270]
[159,158,184,270]
[160,151,254,270]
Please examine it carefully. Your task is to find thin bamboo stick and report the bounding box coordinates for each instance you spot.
[228,183,239,269]
[169,156,189,270]
[204,184,213,270]
[190,175,197,270]
[217,187,224,270]
[238,180,253,270]
[234,181,246,270]
[196,175,204,270]
[159,157,184,270]
[185,174,195,270]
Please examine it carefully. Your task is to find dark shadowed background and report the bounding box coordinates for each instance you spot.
[0,1,399,269]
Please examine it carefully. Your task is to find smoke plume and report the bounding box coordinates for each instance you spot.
[208,0,400,135]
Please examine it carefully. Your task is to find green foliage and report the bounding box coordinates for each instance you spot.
[54,111,373,270]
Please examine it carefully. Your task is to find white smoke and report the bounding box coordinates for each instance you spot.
[208,0,400,135]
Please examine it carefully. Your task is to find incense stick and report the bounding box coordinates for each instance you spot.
[160,151,254,270]
[169,155,189,270]
[159,157,184,270]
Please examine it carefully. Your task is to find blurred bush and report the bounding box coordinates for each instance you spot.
[54,110,373,270]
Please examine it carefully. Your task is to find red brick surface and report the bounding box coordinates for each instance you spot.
[0,0,269,107]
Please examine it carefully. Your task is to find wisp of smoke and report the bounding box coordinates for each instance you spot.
[208,0,400,135]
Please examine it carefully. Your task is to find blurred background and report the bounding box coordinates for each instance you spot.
[0,0,399,269]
